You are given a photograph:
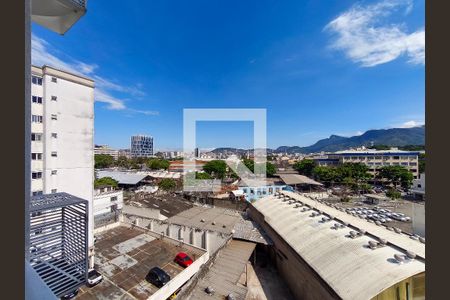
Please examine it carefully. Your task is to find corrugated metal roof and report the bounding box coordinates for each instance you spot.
[96,170,149,185]
[251,191,425,300]
[189,240,256,300]
[279,174,323,186]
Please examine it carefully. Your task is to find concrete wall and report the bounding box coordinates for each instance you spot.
[121,214,230,255]
[412,203,425,237]
[93,190,123,216]
[248,206,340,300]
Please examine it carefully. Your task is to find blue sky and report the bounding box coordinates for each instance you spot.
[31,0,424,151]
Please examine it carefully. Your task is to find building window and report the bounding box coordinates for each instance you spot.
[410,162,417,166]
[31,153,43,160]
[31,133,42,141]
[51,77,57,83]
[51,170,57,175]
[51,114,58,120]
[32,76,42,85]
[32,191,43,196]
[51,133,58,138]
[417,184,422,188]
[111,196,118,202]
[32,172,42,179]
[32,115,43,123]
[32,96,43,104]
[51,189,57,194]
[393,156,400,160]
[51,152,58,157]
[51,96,57,101]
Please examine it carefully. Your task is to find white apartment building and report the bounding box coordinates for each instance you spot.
[31,65,95,263]
[94,144,119,160]
[131,134,154,157]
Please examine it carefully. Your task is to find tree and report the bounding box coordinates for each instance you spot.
[313,166,340,186]
[116,156,130,168]
[94,177,118,189]
[158,178,176,191]
[95,154,114,169]
[203,160,227,179]
[386,188,401,200]
[195,172,212,179]
[146,159,170,170]
[293,159,316,176]
[241,158,277,177]
[377,166,414,188]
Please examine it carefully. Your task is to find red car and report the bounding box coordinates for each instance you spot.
[174,252,193,268]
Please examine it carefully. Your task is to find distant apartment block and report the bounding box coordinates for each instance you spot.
[94,144,119,160]
[30,64,95,267]
[118,148,131,158]
[131,134,154,158]
[311,147,420,179]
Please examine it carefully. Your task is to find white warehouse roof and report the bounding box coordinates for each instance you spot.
[251,191,425,300]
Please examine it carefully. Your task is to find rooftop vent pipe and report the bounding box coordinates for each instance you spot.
[394,254,405,263]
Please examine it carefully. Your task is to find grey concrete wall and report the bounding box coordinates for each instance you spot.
[248,206,340,300]
[122,213,230,254]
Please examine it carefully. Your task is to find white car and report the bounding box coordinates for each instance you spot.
[87,269,103,287]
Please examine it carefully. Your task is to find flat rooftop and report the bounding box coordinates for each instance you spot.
[128,194,193,218]
[77,226,205,300]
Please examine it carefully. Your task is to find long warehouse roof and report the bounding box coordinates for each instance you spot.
[251,191,425,300]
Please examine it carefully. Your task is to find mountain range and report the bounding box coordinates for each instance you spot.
[211,125,425,154]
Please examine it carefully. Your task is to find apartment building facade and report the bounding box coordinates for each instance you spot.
[94,144,119,160]
[30,65,95,263]
[130,134,154,157]
[335,148,420,179]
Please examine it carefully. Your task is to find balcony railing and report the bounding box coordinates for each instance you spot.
[28,193,89,298]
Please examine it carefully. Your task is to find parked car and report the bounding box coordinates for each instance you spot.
[87,269,103,287]
[61,289,79,300]
[174,252,193,268]
[146,267,171,288]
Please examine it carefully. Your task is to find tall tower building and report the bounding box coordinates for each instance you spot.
[131,135,154,158]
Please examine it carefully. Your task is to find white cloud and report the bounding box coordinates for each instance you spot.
[31,34,156,115]
[399,120,424,128]
[324,0,424,67]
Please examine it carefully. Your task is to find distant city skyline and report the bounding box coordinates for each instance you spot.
[31,0,424,150]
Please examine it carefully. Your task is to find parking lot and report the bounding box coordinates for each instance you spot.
[76,226,205,300]
[325,198,423,234]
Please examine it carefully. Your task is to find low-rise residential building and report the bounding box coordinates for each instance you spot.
[118,148,131,158]
[237,178,289,202]
[94,144,119,160]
